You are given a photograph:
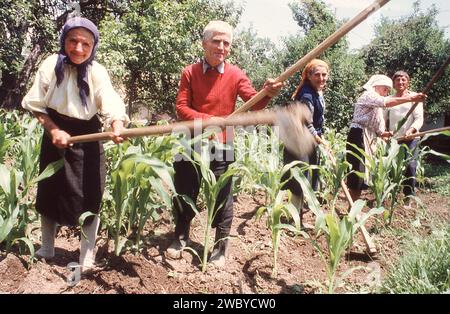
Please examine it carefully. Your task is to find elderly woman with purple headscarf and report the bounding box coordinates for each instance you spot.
[22,17,129,271]
[345,74,426,202]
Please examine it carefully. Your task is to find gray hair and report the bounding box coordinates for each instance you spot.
[202,20,233,42]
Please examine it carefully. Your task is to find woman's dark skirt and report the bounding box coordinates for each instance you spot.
[346,127,365,190]
[281,145,320,195]
[36,109,105,226]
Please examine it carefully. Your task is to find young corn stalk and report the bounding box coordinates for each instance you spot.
[254,157,318,277]
[415,136,450,190]
[347,141,398,209]
[316,128,350,208]
[109,148,175,255]
[384,141,409,224]
[0,160,63,255]
[0,112,63,257]
[316,144,351,210]
[188,140,245,272]
[234,125,282,197]
[292,169,382,293]
[255,190,301,278]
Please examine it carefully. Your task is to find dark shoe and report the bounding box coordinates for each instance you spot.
[166,239,187,260]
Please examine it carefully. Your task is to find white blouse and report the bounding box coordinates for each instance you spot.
[386,95,424,137]
[350,90,387,135]
[22,54,129,127]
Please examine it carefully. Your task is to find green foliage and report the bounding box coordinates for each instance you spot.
[0,0,58,107]
[233,125,283,197]
[256,191,301,278]
[231,28,280,103]
[275,0,366,129]
[422,162,450,197]
[416,131,450,197]
[0,111,63,256]
[382,227,450,294]
[317,201,383,294]
[106,137,178,255]
[177,138,245,272]
[361,2,450,120]
[348,140,401,211]
[291,166,383,293]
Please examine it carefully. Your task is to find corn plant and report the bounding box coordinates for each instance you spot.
[415,132,450,198]
[0,160,63,255]
[316,145,351,209]
[254,157,323,277]
[183,139,246,272]
[234,125,283,197]
[317,128,351,207]
[347,141,399,209]
[255,190,301,277]
[292,169,383,293]
[348,132,450,225]
[101,127,182,255]
[384,141,410,224]
[109,145,176,255]
[0,110,63,256]
[0,124,11,163]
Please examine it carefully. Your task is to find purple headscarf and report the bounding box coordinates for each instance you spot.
[54,17,99,108]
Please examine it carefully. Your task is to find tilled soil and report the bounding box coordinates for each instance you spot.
[0,189,448,294]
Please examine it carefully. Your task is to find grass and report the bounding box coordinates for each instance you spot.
[378,160,450,294]
[421,161,450,197]
[381,225,450,294]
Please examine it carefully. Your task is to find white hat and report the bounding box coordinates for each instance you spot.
[363,74,393,91]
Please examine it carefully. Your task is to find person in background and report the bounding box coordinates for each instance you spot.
[346,74,426,201]
[386,71,424,206]
[22,17,129,272]
[167,20,283,267]
[282,59,329,220]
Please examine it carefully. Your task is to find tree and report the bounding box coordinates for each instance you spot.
[274,0,366,130]
[0,0,128,109]
[231,27,280,105]
[360,1,450,120]
[0,0,57,109]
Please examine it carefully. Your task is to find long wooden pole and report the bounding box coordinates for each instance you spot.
[229,0,391,117]
[320,142,377,254]
[68,110,276,144]
[396,126,450,142]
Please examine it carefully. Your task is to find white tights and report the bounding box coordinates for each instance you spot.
[36,214,100,271]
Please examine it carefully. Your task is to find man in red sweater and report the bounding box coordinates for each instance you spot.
[167,20,282,267]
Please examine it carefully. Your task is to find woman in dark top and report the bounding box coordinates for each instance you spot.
[283,59,329,220]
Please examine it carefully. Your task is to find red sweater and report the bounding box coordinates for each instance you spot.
[176,61,271,142]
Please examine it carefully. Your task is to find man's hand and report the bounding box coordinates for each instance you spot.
[50,129,71,148]
[110,120,126,144]
[263,78,284,98]
[410,93,427,103]
[317,136,330,150]
[405,127,417,137]
[380,131,393,142]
